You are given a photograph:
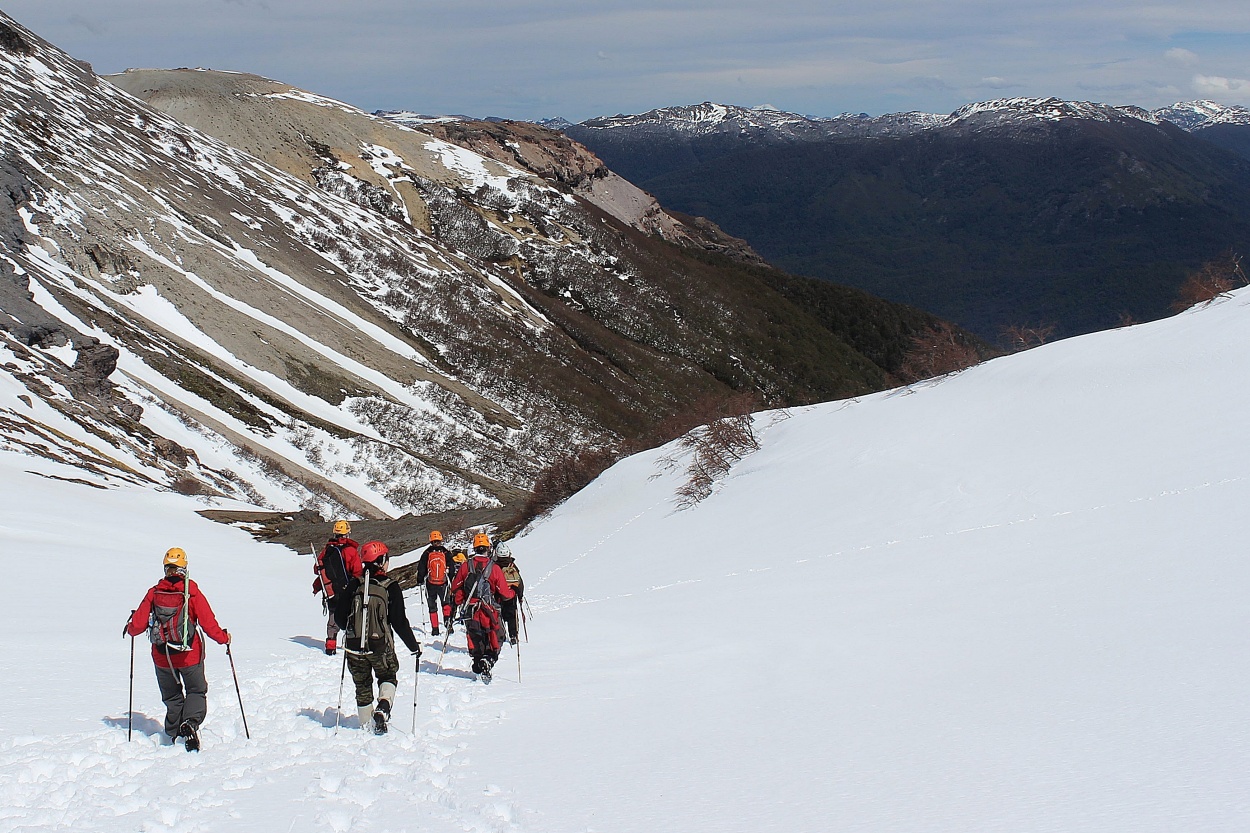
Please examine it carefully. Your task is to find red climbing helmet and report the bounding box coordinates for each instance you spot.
[360,540,389,564]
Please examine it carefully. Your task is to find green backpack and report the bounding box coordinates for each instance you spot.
[344,574,394,655]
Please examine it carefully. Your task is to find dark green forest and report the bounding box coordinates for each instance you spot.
[574,119,1250,339]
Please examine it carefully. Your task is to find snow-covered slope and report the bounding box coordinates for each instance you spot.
[4,282,1250,830]
[0,13,891,524]
[498,289,1250,832]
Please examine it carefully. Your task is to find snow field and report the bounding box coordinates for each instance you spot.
[483,290,1250,832]
[5,287,1250,830]
[0,451,529,832]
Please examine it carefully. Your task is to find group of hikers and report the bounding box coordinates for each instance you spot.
[123,520,526,751]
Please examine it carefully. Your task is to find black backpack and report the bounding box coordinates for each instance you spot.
[321,543,350,597]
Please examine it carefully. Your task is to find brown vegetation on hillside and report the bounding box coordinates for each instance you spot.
[1172,253,1246,312]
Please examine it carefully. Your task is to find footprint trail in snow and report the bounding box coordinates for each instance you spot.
[0,622,533,833]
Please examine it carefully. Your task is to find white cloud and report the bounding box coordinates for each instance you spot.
[1165,47,1199,65]
[1194,74,1250,93]
[1191,75,1250,105]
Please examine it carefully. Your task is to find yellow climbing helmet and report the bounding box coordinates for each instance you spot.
[332,519,351,536]
[163,547,188,569]
[429,530,443,543]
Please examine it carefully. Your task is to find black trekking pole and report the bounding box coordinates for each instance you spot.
[515,634,522,683]
[411,651,420,733]
[127,610,135,742]
[225,641,251,739]
[520,600,529,644]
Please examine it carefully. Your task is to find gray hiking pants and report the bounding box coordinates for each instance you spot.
[155,660,208,737]
[326,607,340,642]
[346,649,399,707]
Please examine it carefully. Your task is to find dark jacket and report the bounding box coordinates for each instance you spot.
[333,568,420,654]
[415,544,451,586]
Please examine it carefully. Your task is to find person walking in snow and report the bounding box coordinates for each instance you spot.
[448,546,468,621]
[494,547,525,645]
[123,547,231,752]
[314,519,361,655]
[416,530,454,636]
[450,533,515,682]
[334,540,421,734]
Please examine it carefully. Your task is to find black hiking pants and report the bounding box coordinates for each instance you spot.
[499,596,520,642]
[425,582,451,628]
[155,660,208,737]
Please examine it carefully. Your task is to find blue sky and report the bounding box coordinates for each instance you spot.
[5,1,1250,121]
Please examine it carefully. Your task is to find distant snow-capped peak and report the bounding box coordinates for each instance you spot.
[946,97,1159,126]
[580,102,823,135]
[1152,100,1250,130]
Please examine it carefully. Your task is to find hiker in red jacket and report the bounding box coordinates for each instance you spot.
[313,519,361,655]
[416,530,454,636]
[123,547,230,751]
[450,533,515,682]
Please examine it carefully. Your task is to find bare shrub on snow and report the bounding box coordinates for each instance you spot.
[1172,252,1246,312]
[897,322,983,383]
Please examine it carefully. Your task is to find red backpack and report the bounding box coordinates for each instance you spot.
[427,548,448,585]
[149,584,195,651]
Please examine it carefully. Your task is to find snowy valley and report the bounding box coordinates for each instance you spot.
[3,6,1250,833]
[4,273,1250,831]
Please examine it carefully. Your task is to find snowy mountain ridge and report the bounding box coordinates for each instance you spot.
[1152,99,1250,130]
[567,96,1250,140]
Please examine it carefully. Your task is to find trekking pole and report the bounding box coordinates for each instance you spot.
[127,610,135,742]
[515,635,522,683]
[435,625,452,673]
[335,650,347,733]
[419,585,428,634]
[411,651,420,733]
[520,600,529,643]
[226,640,251,739]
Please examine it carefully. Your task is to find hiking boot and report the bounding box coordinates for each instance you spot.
[479,658,493,684]
[373,699,390,735]
[431,626,440,636]
[509,636,518,646]
[178,721,200,752]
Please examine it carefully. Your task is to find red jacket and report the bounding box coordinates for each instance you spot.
[126,577,229,668]
[313,536,362,598]
[451,556,516,607]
